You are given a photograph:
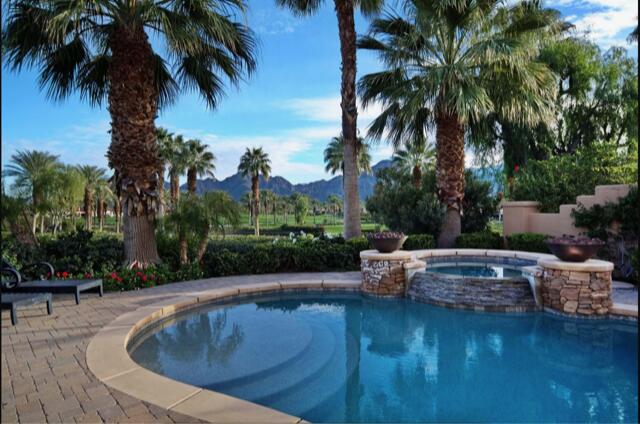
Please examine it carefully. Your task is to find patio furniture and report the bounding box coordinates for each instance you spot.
[9,279,103,305]
[1,292,52,325]
[2,259,54,287]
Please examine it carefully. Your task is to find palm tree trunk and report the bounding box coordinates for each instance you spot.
[84,188,93,231]
[197,223,210,264]
[179,236,189,265]
[170,170,180,210]
[158,167,166,217]
[335,0,361,240]
[40,214,45,234]
[435,112,465,248]
[412,165,422,188]
[187,168,197,194]
[252,176,260,236]
[107,26,160,266]
[114,198,121,234]
[97,198,104,231]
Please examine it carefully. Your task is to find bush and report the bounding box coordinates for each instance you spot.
[367,167,497,237]
[404,234,436,250]
[572,186,638,240]
[506,233,550,253]
[456,231,503,249]
[511,144,637,212]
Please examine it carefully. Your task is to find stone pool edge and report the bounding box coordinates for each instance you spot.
[86,279,359,424]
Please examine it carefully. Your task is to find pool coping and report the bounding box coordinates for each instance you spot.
[86,278,359,424]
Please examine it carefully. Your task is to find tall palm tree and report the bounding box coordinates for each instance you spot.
[183,139,216,195]
[94,179,114,231]
[76,166,107,231]
[4,0,257,266]
[327,194,342,225]
[392,141,436,188]
[237,147,271,236]
[277,0,384,239]
[3,150,60,235]
[358,0,558,247]
[156,127,174,217]
[167,135,188,210]
[324,134,373,176]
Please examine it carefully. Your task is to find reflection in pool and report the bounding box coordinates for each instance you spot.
[129,292,638,423]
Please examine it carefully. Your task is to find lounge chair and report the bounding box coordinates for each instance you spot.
[2,261,103,305]
[1,292,52,325]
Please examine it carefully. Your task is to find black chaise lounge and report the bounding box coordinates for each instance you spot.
[1,292,52,325]
[2,260,103,305]
[1,267,52,325]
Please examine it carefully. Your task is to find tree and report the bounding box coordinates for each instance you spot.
[156,127,174,217]
[183,139,216,195]
[94,179,114,231]
[76,166,107,231]
[3,150,60,235]
[167,135,187,210]
[358,0,558,247]
[50,165,84,233]
[166,191,240,265]
[277,0,384,239]
[392,141,435,188]
[327,194,342,225]
[4,0,257,266]
[324,134,372,177]
[238,147,271,236]
[290,193,309,225]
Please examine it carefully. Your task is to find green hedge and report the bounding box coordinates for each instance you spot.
[505,233,550,253]
[404,234,436,250]
[456,231,503,249]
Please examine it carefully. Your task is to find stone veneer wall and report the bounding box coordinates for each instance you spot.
[540,268,612,316]
[408,272,537,312]
[361,258,408,297]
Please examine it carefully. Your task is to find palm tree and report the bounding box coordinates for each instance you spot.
[94,179,114,231]
[358,0,558,247]
[324,134,373,176]
[392,141,436,188]
[4,0,257,266]
[167,135,188,210]
[277,0,384,239]
[183,139,216,195]
[197,191,240,260]
[50,165,84,233]
[76,166,107,231]
[3,150,60,235]
[327,194,342,225]
[156,127,175,217]
[237,148,272,236]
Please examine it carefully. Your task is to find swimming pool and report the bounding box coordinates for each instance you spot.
[129,292,638,423]
[428,263,523,278]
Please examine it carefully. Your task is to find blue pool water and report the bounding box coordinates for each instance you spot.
[429,264,523,278]
[129,292,638,423]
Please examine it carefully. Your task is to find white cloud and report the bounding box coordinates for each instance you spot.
[250,9,300,35]
[278,96,384,123]
[561,0,637,49]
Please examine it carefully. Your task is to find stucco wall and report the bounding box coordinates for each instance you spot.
[502,184,633,237]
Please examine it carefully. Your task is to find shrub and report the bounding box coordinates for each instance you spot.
[367,167,497,237]
[456,231,503,249]
[506,233,550,253]
[572,186,638,240]
[510,144,637,212]
[404,234,436,250]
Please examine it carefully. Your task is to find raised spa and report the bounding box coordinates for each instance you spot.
[128,291,637,423]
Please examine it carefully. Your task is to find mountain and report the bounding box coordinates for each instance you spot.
[181,159,501,201]
[183,159,392,202]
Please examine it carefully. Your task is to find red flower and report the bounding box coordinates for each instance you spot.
[110,272,117,279]
[62,271,69,278]
[142,275,148,282]
[56,272,61,278]
[117,277,123,282]
[136,272,142,277]
[149,275,155,280]
[514,164,520,173]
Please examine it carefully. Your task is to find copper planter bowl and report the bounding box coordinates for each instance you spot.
[368,236,408,253]
[545,241,605,262]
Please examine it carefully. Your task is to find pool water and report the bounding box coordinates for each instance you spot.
[428,264,523,278]
[129,292,638,423]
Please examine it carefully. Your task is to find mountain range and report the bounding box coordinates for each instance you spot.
[181,160,500,201]
[182,160,392,201]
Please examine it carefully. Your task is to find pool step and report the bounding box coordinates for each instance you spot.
[213,319,338,403]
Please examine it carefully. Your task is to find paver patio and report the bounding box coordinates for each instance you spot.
[1,272,359,423]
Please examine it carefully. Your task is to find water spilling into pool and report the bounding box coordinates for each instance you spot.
[129,292,637,423]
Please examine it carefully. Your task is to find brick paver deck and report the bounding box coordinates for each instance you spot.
[1,272,359,423]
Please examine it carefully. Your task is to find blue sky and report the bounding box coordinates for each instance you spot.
[2,0,637,184]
